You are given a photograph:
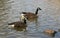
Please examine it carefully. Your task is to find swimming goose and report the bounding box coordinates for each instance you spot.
[43,29,57,37]
[20,7,42,22]
[8,18,27,31]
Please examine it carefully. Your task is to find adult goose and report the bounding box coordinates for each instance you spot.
[20,7,42,22]
[8,18,27,31]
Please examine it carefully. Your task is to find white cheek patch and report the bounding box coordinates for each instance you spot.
[20,14,25,20]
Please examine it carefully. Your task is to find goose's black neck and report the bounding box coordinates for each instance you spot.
[35,8,38,15]
[35,7,41,15]
[23,19,26,24]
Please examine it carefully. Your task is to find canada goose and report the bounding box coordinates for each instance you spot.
[20,7,42,22]
[8,18,27,31]
[43,29,57,37]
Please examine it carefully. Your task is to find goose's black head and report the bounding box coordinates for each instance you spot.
[37,7,42,10]
[35,7,42,15]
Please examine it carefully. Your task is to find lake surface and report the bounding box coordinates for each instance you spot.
[0,0,60,38]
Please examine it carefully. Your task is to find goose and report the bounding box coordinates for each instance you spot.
[8,18,27,31]
[20,7,42,22]
[43,29,57,37]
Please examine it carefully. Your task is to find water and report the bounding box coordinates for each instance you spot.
[0,0,60,38]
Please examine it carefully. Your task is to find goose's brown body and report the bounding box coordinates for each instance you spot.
[8,21,27,29]
[22,12,38,21]
[43,29,57,37]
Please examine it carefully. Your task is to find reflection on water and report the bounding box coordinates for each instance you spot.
[0,0,60,38]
